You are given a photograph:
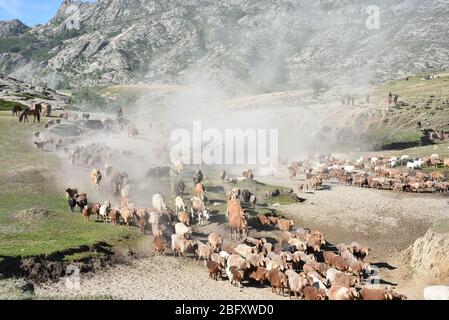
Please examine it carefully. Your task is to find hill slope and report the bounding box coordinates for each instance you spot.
[0,0,449,92]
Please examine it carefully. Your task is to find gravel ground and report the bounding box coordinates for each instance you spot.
[35,255,284,300]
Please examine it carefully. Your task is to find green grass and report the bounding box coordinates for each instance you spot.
[386,141,449,158]
[0,99,27,111]
[0,117,139,259]
[265,194,298,206]
[202,176,298,215]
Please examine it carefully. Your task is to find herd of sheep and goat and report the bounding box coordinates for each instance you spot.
[18,107,449,300]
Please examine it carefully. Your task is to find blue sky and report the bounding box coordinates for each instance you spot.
[0,0,91,26]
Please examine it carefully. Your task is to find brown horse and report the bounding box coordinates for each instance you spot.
[19,104,42,123]
[11,105,23,117]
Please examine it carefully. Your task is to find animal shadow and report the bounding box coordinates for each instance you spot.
[372,262,397,271]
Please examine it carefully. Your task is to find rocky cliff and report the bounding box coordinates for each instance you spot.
[0,19,29,37]
[406,227,449,281]
[1,0,449,92]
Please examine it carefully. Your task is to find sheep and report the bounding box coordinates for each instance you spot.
[175,196,187,214]
[262,242,273,256]
[153,236,165,255]
[293,251,315,264]
[107,209,119,225]
[225,266,244,288]
[196,241,214,264]
[82,203,100,223]
[227,201,248,241]
[246,253,266,268]
[175,222,192,239]
[306,271,328,291]
[206,260,222,281]
[264,258,284,271]
[280,251,294,265]
[303,286,326,300]
[304,234,323,253]
[151,223,164,237]
[257,214,271,228]
[333,256,350,272]
[341,250,358,265]
[323,251,339,266]
[278,218,294,232]
[334,272,360,288]
[288,238,307,252]
[227,254,250,271]
[280,231,295,246]
[148,209,161,225]
[235,244,256,259]
[326,268,342,285]
[267,216,279,225]
[99,201,111,222]
[208,232,223,253]
[336,243,351,254]
[177,211,191,227]
[266,269,288,296]
[423,285,449,300]
[359,287,393,300]
[250,267,268,287]
[310,230,326,245]
[171,234,194,258]
[191,196,210,226]
[350,242,371,261]
[243,237,266,253]
[303,261,328,277]
[210,253,226,268]
[120,207,134,227]
[348,261,370,276]
[223,244,236,255]
[219,250,231,261]
[152,193,167,211]
[295,227,310,240]
[328,284,358,300]
[285,270,308,299]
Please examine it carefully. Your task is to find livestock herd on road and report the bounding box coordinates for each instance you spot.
[63,160,413,300]
[18,106,449,300]
[290,154,449,194]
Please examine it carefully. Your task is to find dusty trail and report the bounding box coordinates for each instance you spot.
[35,167,448,300]
[258,171,449,300]
[36,255,282,300]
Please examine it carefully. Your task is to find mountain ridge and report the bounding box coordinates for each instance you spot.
[0,0,448,93]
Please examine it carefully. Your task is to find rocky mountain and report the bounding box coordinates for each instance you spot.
[0,19,29,37]
[0,0,448,94]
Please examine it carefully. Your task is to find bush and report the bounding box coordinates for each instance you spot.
[0,99,27,111]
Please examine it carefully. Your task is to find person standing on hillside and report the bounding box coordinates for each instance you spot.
[117,106,123,118]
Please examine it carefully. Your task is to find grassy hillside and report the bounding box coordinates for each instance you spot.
[0,99,27,111]
[364,72,449,146]
[0,113,139,259]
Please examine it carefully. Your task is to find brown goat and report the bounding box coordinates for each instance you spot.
[153,236,165,255]
[250,267,268,287]
[206,260,222,280]
[266,269,288,296]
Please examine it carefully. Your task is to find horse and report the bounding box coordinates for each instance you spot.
[12,105,23,117]
[19,105,42,123]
